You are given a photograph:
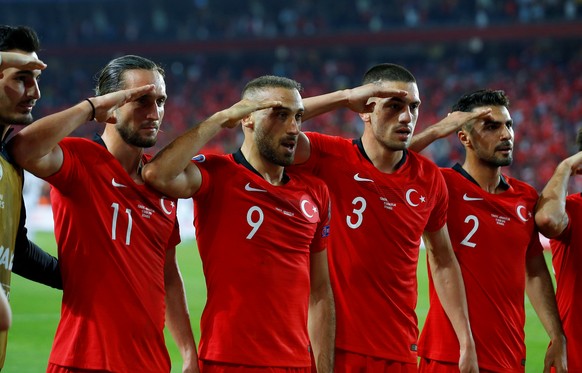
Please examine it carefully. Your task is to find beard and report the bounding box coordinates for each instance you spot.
[0,112,34,126]
[116,124,157,148]
[255,128,294,167]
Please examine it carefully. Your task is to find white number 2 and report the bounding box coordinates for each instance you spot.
[246,206,264,239]
[460,214,479,248]
[111,202,133,245]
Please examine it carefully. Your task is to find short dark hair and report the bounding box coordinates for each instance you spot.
[452,89,510,112]
[0,25,40,53]
[95,55,165,96]
[241,75,302,99]
[362,63,416,85]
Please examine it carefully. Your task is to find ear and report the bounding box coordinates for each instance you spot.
[104,111,117,125]
[457,129,470,147]
[241,114,254,130]
[359,112,371,123]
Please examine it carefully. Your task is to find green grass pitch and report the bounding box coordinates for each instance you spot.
[5,231,552,372]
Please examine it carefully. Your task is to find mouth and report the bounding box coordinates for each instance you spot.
[281,137,297,153]
[18,102,35,112]
[495,142,513,153]
[395,126,412,140]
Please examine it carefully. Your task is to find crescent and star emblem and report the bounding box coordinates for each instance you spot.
[405,189,426,207]
[516,205,530,222]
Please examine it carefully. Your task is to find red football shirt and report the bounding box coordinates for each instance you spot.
[418,164,542,372]
[193,151,331,367]
[550,193,582,371]
[46,137,180,372]
[296,132,448,363]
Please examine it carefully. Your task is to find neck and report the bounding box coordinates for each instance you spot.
[1,125,10,143]
[240,142,286,186]
[461,160,503,193]
[361,131,404,174]
[101,130,145,182]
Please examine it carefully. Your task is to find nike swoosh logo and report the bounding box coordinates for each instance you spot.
[463,193,483,201]
[111,178,127,188]
[245,182,267,192]
[354,173,374,182]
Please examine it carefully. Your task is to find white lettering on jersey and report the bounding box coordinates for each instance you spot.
[0,246,14,270]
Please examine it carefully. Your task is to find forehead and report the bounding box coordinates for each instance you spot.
[381,80,420,103]
[473,105,511,121]
[257,87,303,110]
[122,69,166,94]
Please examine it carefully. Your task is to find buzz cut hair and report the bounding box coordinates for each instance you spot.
[362,63,416,85]
[242,75,302,99]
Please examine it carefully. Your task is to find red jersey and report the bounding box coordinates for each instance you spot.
[45,137,180,372]
[296,133,448,363]
[193,150,331,367]
[549,193,582,371]
[418,164,543,372]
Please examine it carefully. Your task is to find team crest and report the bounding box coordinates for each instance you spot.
[300,195,320,223]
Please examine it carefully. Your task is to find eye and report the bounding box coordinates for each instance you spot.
[157,97,166,107]
[295,113,303,121]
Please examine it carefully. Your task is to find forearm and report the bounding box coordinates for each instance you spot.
[430,259,474,351]
[302,90,349,121]
[526,257,565,341]
[308,286,335,373]
[165,267,199,372]
[409,125,444,153]
[147,111,225,182]
[536,160,571,237]
[11,101,91,168]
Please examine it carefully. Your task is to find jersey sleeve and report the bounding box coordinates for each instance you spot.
[191,154,212,199]
[424,167,448,232]
[300,132,345,174]
[309,183,331,253]
[43,138,83,192]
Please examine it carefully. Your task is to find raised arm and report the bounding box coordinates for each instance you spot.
[294,83,407,164]
[142,98,281,199]
[535,151,582,238]
[302,82,406,121]
[423,225,478,373]
[0,51,46,72]
[9,85,155,178]
[409,110,491,153]
[525,252,568,372]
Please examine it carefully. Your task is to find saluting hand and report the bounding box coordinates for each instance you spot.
[220,98,283,128]
[88,84,156,123]
[345,81,407,113]
[0,51,46,73]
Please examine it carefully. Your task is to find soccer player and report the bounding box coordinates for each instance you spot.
[142,75,335,372]
[10,55,198,373]
[1,25,63,370]
[535,128,582,371]
[289,63,479,372]
[411,89,567,372]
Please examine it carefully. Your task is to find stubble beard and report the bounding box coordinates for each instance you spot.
[116,125,157,148]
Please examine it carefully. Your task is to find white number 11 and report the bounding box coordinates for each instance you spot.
[111,202,133,245]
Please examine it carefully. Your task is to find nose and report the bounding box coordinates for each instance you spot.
[399,106,412,124]
[27,79,41,100]
[147,103,161,120]
[287,117,300,135]
[500,124,513,140]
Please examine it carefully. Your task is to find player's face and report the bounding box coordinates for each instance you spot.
[0,50,41,126]
[465,105,514,167]
[253,87,303,167]
[364,81,420,151]
[114,69,166,148]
